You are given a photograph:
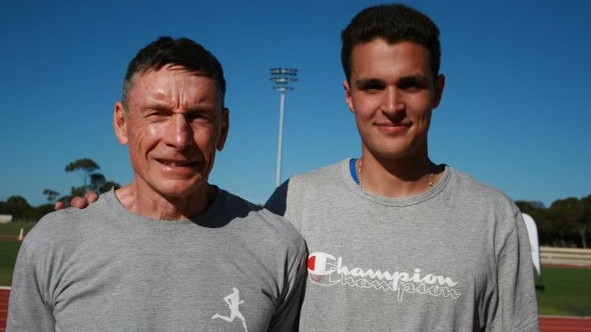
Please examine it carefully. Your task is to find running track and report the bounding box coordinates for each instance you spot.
[0,288,589,331]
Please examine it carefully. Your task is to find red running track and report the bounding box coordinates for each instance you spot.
[541,316,591,332]
[0,288,589,331]
[1,288,8,332]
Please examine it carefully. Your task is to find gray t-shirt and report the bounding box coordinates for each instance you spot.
[8,188,307,332]
[266,159,539,331]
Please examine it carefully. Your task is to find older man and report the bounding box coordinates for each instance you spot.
[8,37,306,332]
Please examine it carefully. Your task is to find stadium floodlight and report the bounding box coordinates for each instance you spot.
[270,68,298,187]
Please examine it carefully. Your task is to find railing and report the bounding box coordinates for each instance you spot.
[541,246,591,267]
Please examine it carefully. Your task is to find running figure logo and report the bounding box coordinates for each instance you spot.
[212,287,248,331]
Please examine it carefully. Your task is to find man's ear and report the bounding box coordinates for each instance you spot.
[432,74,446,108]
[216,107,230,151]
[114,102,129,145]
[343,80,354,112]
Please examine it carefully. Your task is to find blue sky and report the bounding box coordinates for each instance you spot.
[1,0,590,208]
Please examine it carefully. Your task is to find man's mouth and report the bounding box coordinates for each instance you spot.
[377,121,411,128]
[157,159,197,168]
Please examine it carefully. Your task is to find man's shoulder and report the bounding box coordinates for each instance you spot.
[448,167,518,210]
[256,207,306,242]
[220,189,305,242]
[25,194,112,246]
[451,168,509,195]
[292,160,345,182]
[235,202,306,257]
[284,160,347,195]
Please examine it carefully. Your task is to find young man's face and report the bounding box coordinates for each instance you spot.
[344,39,444,162]
[114,64,229,199]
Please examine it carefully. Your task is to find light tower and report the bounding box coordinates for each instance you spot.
[270,68,298,187]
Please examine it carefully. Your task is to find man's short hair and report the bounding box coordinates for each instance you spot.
[122,36,226,107]
[341,4,441,82]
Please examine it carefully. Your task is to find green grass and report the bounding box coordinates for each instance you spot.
[0,241,21,286]
[537,266,591,316]
[0,222,32,286]
[0,221,36,238]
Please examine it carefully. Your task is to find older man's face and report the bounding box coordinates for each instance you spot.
[114,64,229,200]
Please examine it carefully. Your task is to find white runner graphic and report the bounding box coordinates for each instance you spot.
[212,287,248,332]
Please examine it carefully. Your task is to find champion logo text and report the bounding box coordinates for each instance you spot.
[307,252,462,302]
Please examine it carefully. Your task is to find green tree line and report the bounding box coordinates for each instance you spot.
[0,158,120,222]
[516,195,591,248]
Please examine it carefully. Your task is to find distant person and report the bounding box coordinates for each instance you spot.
[8,36,307,331]
[265,4,539,331]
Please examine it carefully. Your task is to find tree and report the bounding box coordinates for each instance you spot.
[577,195,591,248]
[35,204,55,219]
[65,158,100,192]
[69,185,88,199]
[43,189,61,203]
[98,180,120,193]
[2,157,120,221]
[515,200,550,245]
[548,197,581,247]
[89,173,120,194]
[5,195,32,220]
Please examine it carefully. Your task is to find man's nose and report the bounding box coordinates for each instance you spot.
[382,87,403,114]
[167,114,193,147]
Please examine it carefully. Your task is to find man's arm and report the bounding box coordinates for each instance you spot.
[495,212,540,331]
[7,237,55,331]
[267,237,307,332]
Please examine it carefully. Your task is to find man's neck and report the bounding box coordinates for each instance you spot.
[357,154,439,198]
[115,183,216,220]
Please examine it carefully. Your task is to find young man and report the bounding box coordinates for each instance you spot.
[265,4,539,331]
[8,37,307,331]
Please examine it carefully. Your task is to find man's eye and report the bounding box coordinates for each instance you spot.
[399,79,429,91]
[399,83,419,91]
[360,83,384,92]
[145,111,167,120]
[188,113,212,124]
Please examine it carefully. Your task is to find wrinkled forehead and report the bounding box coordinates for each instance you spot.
[128,65,224,106]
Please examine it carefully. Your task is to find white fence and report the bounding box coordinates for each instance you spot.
[541,246,591,267]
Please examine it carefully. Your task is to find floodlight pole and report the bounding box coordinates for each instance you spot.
[270,68,298,187]
[276,90,286,187]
